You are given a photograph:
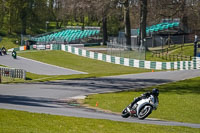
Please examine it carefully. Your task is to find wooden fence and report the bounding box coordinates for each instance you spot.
[152,51,192,61]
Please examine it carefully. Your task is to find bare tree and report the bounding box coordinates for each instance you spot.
[139,0,147,49]
[119,0,131,48]
[91,0,107,45]
[90,0,117,45]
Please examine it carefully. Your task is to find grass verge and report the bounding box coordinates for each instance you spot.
[85,77,200,124]
[0,36,19,49]
[18,50,151,81]
[0,109,198,133]
[25,72,99,82]
[146,44,194,62]
[170,45,194,56]
[1,77,25,83]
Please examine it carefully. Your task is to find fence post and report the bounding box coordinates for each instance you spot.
[0,70,1,83]
[23,70,26,80]
[194,35,198,57]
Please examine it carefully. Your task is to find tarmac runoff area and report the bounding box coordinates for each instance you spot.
[0,54,87,75]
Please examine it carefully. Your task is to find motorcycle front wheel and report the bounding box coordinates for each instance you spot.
[137,105,152,120]
[121,106,130,118]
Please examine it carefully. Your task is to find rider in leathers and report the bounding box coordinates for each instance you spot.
[129,88,159,109]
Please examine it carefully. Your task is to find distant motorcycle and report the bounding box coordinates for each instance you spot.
[121,93,159,120]
[12,50,17,59]
[1,47,7,55]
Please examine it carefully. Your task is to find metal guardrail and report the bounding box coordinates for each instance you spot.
[0,67,26,80]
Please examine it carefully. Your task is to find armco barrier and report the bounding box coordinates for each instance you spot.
[10,44,200,70]
[59,44,200,70]
[0,67,26,79]
[197,57,200,69]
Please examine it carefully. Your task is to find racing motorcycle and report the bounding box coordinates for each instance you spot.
[12,50,17,59]
[1,47,7,55]
[121,94,159,120]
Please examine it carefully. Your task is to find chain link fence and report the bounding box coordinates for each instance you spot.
[107,37,145,60]
[143,34,194,48]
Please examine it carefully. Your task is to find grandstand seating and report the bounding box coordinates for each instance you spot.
[137,22,180,35]
[32,28,100,43]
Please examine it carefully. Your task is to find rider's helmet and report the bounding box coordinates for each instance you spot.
[152,88,159,97]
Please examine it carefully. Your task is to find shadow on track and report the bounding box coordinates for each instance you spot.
[34,78,173,90]
[0,95,64,108]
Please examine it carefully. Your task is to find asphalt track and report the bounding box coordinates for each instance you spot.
[0,55,200,128]
[0,54,87,75]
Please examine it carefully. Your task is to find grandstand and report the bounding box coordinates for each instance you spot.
[137,22,180,35]
[113,19,185,48]
[30,26,100,45]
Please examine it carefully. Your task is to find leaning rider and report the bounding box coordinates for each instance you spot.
[1,46,6,55]
[12,50,17,59]
[129,88,159,109]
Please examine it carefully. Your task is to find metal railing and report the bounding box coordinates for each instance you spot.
[0,67,26,81]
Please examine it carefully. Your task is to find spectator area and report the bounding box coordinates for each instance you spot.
[31,27,100,44]
[137,22,180,35]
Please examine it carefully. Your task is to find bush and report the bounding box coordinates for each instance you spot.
[0,30,7,36]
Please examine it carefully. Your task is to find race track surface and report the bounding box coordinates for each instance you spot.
[0,54,87,75]
[1,69,200,128]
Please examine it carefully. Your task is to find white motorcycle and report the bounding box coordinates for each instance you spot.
[121,95,159,120]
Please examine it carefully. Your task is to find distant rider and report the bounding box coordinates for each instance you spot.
[129,88,159,109]
[12,50,17,59]
[1,46,7,55]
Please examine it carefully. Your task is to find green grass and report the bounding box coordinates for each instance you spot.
[145,51,169,62]
[0,109,198,133]
[146,44,194,62]
[25,72,98,82]
[18,50,151,81]
[170,45,194,57]
[0,77,25,83]
[0,36,19,49]
[85,77,200,124]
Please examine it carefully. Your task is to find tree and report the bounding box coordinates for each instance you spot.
[48,0,63,29]
[139,0,147,49]
[18,0,29,34]
[119,0,132,48]
[0,0,6,29]
[91,0,112,45]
